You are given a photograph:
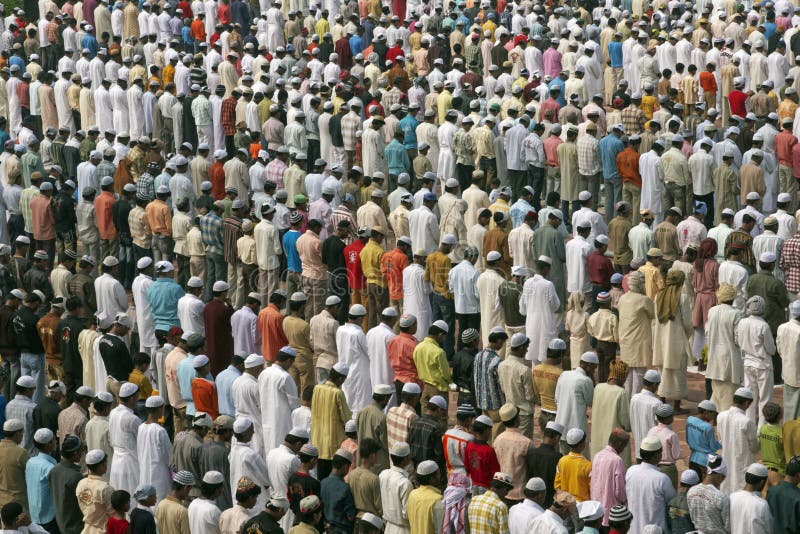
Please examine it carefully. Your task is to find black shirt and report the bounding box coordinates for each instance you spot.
[451,349,476,392]
[12,305,44,353]
[528,443,562,507]
[241,512,284,534]
[52,191,77,234]
[112,198,135,239]
[98,333,132,381]
[322,235,347,276]
[48,460,85,534]
[0,304,18,358]
[59,316,86,386]
[32,397,61,436]
[130,508,156,534]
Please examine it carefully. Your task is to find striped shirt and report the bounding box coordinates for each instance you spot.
[128,205,152,248]
[222,216,243,264]
[136,172,156,202]
[474,348,504,411]
[200,211,224,255]
[264,159,287,191]
[18,186,39,234]
[6,395,36,454]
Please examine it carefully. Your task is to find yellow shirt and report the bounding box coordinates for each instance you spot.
[424,251,452,298]
[129,368,153,400]
[532,362,562,412]
[360,239,385,287]
[407,485,444,534]
[482,20,497,41]
[413,336,452,391]
[315,19,330,39]
[436,90,453,125]
[641,95,658,120]
[554,451,592,502]
[310,380,352,459]
[638,262,664,301]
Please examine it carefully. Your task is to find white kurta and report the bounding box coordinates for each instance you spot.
[553,367,594,436]
[231,307,259,357]
[265,444,301,532]
[94,86,112,133]
[407,206,440,256]
[565,236,592,293]
[177,294,205,337]
[258,364,300,453]
[639,150,665,221]
[232,374,264,457]
[508,499,544,534]
[366,323,397,403]
[229,439,270,513]
[108,404,141,497]
[437,122,458,181]
[477,269,506,346]
[729,490,773,534]
[136,421,172,502]
[519,274,560,362]
[95,273,128,318]
[718,406,759,495]
[625,462,676,534]
[629,389,662,457]
[188,498,222,534]
[110,83,129,134]
[132,274,157,349]
[92,335,108,395]
[337,322,372,416]
[402,264,432,342]
[127,84,145,139]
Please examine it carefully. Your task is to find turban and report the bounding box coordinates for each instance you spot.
[716,283,736,303]
[746,295,766,316]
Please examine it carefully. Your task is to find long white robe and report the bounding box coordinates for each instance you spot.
[92,335,108,395]
[337,322,372,417]
[366,323,397,407]
[718,406,759,495]
[95,273,128,318]
[407,206,440,256]
[6,77,20,136]
[54,78,74,132]
[137,421,172,502]
[110,83,129,134]
[265,444,300,531]
[639,150,665,222]
[258,364,300,453]
[108,404,141,497]
[629,390,662,458]
[231,373,264,457]
[519,274,560,362]
[94,86,112,134]
[127,84,145,139]
[210,95,224,152]
[477,269,506,347]
[228,439,269,512]
[402,264,432,342]
[132,274,158,350]
[362,128,387,179]
[188,498,222,534]
[436,121,458,182]
[553,367,594,436]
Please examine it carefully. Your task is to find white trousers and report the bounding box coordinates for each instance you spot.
[744,365,774,429]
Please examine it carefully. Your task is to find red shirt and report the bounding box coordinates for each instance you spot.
[775,129,798,167]
[221,96,237,136]
[191,377,219,419]
[344,239,366,290]
[209,161,226,200]
[616,147,641,187]
[30,194,55,241]
[464,440,501,488]
[728,90,748,118]
[543,134,562,167]
[792,142,800,177]
[387,332,420,385]
[587,249,614,288]
[699,71,717,93]
[217,2,231,24]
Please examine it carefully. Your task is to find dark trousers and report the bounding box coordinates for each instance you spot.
[456,163,475,191]
[176,253,190,288]
[561,200,580,228]
[430,292,455,359]
[317,459,332,481]
[119,241,135,289]
[329,273,350,323]
[36,238,55,270]
[509,169,527,199]
[595,340,617,384]
[694,192,714,228]
[8,214,23,252]
[306,139,321,172]
[478,157,496,186]
[528,165,545,209]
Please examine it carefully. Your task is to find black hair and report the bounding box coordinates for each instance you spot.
[110,490,130,511]
[359,437,381,458]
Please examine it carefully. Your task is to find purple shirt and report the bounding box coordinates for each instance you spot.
[542,48,563,80]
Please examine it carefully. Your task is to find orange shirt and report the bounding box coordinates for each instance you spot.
[381,247,409,301]
[191,377,219,419]
[190,19,206,42]
[616,147,642,188]
[94,191,118,239]
[257,304,288,362]
[699,71,717,93]
[209,161,226,200]
[145,199,172,236]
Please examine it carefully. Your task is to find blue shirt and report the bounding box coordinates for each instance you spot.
[25,453,56,524]
[81,34,98,57]
[0,394,6,430]
[283,229,302,272]
[399,115,419,149]
[214,365,241,417]
[349,35,364,56]
[509,198,535,228]
[608,41,623,68]
[385,139,411,176]
[320,474,356,531]
[177,353,197,415]
[548,78,566,106]
[598,134,624,180]
[685,416,722,465]
[8,56,24,72]
[182,26,193,46]
[147,277,186,331]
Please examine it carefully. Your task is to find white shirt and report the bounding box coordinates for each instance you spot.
[365,323,396,396]
[565,235,592,293]
[188,497,222,534]
[229,439,270,512]
[508,499,545,534]
[108,404,142,497]
[402,263,432,342]
[629,389,662,456]
[571,207,607,246]
[629,222,654,261]
[177,293,205,336]
[553,367,594,435]
[519,274,560,362]
[231,306,260,357]
[777,319,800,388]
[529,509,567,534]
[718,406,759,494]
[379,466,413,533]
[508,224,536,272]
[718,261,749,311]
[625,462,676,534]
[232,373,264,457]
[449,260,480,314]
[408,205,440,255]
[94,273,128,318]
[136,421,172,502]
[337,322,372,416]
[729,490,773,534]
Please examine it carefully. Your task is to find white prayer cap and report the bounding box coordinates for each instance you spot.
[288,427,309,439]
[640,436,663,452]
[85,449,107,465]
[433,320,449,333]
[525,477,546,491]
[75,385,94,397]
[203,471,225,484]
[475,415,493,427]
[546,421,565,434]
[580,351,599,364]
[596,234,609,245]
[382,307,398,317]
[399,314,416,328]
[643,369,662,383]
[429,395,447,410]
[244,354,264,369]
[538,255,552,264]
[333,362,350,376]
[565,428,585,445]
[778,192,792,203]
[509,333,529,348]
[402,382,421,394]
[193,413,213,427]
[550,209,564,220]
[746,463,769,478]
[759,252,777,263]
[119,382,139,398]
[698,400,717,412]
[102,255,119,267]
[548,338,567,350]
[145,396,165,408]
[486,251,502,262]
[735,387,754,399]
[578,190,592,201]
[3,419,23,432]
[325,295,342,306]
[213,281,230,292]
[187,276,203,288]
[511,266,528,277]
[34,428,54,444]
[137,256,153,269]
[746,191,761,201]
[441,234,457,245]
[680,470,700,485]
[96,392,114,403]
[233,417,253,433]
[417,460,439,476]
[577,501,604,521]
[373,384,393,395]
[361,513,384,530]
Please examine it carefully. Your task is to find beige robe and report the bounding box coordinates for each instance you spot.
[617,291,655,368]
[39,84,57,133]
[652,293,693,400]
[713,164,740,225]
[557,140,580,202]
[477,269,505,346]
[79,87,96,130]
[590,383,632,467]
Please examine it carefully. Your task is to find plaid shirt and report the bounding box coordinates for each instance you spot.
[452,129,476,166]
[387,403,418,448]
[341,111,361,151]
[265,159,287,190]
[621,105,646,135]
[408,413,445,472]
[465,44,482,70]
[128,205,152,248]
[221,96,237,136]
[200,211,224,255]
[46,21,59,45]
[474,348,504,411]
[467,490,509,534]
[137,172,156,202]
[222,216,243,264]
[577,134,601,175]
[781,234,800,293]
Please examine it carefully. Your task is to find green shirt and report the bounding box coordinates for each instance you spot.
[759,423,786,473]
[766,480,800,534]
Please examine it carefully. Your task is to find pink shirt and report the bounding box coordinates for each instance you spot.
[647,423,682,464]
[590,445,627,526]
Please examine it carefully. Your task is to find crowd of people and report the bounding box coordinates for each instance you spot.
[4,0,800,532]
